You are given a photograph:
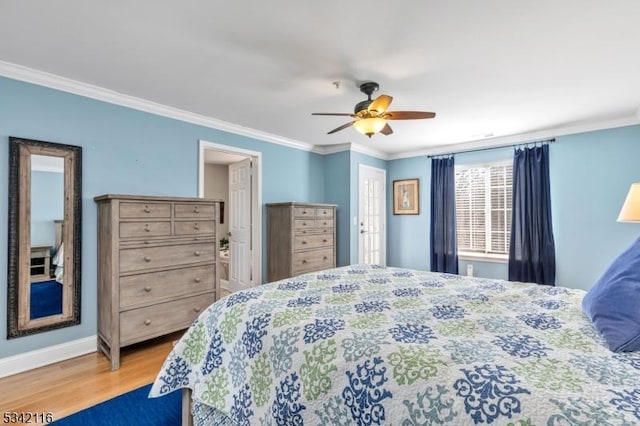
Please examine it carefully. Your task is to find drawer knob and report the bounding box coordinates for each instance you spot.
[194,307,201,313]
[323,211,327,215]
[301,240,307,245]
[302,230,307,234]
[144,256,151,262]
[144,240,150,244]
[194,223,200,230]
[323,239,327,243]
[144,224,150,232]
[323,256,328,260]
[144,286,152,292]
[143,205,150,213]
[194,251,201,256]
[302,222,307,226]
[144,319,152,326]
[194,277,201,283]
[194,206,200,213]
[302,260,308,264]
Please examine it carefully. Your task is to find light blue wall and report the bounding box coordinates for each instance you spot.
[551,125,640,289]
[0,76,325,358]
[387,156,430,270]
[350,151,388,263]
[323,149,389,266]
[323,151,351,266]
[458,259,508,280]
[3,72,639,362]
[388,125,640,290]
[31,170,65,247]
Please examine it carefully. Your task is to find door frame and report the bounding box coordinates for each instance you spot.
[198,139,263,285]
[358,164,387,265]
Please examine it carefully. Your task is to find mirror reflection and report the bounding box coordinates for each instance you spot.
[29,155,65,320]
[7,137,82,338]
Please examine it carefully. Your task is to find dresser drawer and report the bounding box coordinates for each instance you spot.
[174,220,215,236]
[316,208,334,219]
[175,203,216,219]
[293,247,334,274]
[293,207,316,218]
[120,293,215,346]
[294,234,334,251]
[294,219,316,231]
[120,242,215,273]
[120,264,215,309]
[119,221,171,238]
[295,227,332,236]
[119,202,171,219]
[316,219,334,229]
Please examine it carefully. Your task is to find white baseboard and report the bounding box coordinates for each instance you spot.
[0,335,97,379]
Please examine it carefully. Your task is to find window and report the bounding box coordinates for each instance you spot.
[455,161,512,259]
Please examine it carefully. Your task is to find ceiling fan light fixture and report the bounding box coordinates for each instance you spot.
[353,117,387,137]
[312,81,435,137]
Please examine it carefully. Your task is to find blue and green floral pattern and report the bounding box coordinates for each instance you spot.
[151,265,640,425]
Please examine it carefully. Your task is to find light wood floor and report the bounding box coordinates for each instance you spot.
[0,332,183,422]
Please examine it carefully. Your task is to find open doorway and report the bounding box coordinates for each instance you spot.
[198,140,262,299]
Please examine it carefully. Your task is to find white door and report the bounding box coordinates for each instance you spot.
[229,158,252,292]
[358,164,386,265]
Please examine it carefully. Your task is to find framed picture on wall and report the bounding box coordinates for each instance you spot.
[393,178,419,215]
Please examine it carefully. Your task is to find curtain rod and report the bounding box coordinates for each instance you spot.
[427,138,556,158]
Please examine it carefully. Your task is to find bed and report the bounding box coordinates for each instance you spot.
[150,264,640,425]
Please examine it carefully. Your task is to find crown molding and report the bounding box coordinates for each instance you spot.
[388,115,640,160]
[314,143,352,155]
[349,142,389,160]
[0,60,390,160]
[0,60,316,153]
[4,60,636,162]
[314,142,389,160]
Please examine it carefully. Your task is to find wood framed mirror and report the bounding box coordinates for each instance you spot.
[7,137,82,338]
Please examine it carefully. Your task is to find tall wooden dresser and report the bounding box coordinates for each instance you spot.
[95,194,220,370]
[267,202,337,281]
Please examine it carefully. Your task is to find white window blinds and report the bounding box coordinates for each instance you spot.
[455,162,512,257]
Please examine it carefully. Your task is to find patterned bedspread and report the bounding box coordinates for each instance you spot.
[150,265,640,425]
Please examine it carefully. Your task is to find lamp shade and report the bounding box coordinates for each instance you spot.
[353,117,386,137]
[617,183,640,222]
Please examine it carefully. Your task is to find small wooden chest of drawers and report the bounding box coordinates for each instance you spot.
[95,194,221,370]
[267,202,337,281]
[30,245,52,282]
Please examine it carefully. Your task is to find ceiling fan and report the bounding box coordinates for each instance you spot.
[312,81,436,137]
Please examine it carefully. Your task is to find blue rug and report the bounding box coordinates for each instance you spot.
[51,384,181,425]
[30,280,63,319]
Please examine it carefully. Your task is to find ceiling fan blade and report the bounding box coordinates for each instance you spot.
[311,112,356,117]
[327,121,355,134]
[312,112,357,117]
[368,95,393,114]
[380,123,393,136]
[385,111,436,120]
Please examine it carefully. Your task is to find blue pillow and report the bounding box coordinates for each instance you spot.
[582,237,640,352]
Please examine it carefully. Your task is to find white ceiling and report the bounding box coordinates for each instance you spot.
[1,1,639,156]
[204,150,247,165]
